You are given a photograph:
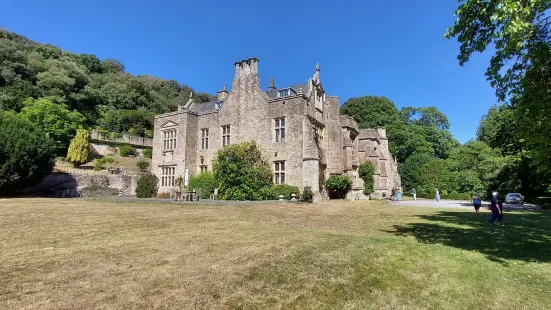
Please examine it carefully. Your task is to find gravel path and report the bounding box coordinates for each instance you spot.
[389,199,540,211]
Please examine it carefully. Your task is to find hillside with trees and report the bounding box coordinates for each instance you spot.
[0,29,212,142]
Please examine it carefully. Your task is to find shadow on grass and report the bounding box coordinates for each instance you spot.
[387,211,551,263]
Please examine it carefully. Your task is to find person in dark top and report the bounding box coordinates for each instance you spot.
[488,191,504,226]
[472,193,482,214]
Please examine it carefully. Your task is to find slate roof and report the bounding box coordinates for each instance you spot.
[188,101,221,114]
[266,83,308,99]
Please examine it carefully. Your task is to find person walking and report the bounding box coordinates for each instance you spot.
[411,188,417,201]
[488,191,504,226]
[396,189,402,201]
[472,193,482,214]
[435,189,440,203]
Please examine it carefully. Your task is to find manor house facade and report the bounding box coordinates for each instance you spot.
[152,58,401,201]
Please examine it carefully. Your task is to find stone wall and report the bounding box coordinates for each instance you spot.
[24,173,139,197]
[90,143,147,158]
[90,129,153,147]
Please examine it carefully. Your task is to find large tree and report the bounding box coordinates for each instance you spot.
[340,96,407,158]
[0,111,55,194]
[20,97,85,149]
[446,0,551,189]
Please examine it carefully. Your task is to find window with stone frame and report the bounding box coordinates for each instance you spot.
[201,128,209,149]
[274,161,285,185]
[200,165,208,173]
[161,167,175,187]
[275,117,286,143]
[222,125,231,147]
[163,129,177,150]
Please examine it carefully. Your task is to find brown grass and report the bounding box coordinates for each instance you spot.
[1,198,550,309]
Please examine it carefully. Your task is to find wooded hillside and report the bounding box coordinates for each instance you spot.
[0,29,212,138]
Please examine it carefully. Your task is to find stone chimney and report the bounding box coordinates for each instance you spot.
[232,57,260,90]
[217,84,228,101]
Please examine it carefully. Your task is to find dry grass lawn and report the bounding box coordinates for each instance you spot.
[1,198,551,309]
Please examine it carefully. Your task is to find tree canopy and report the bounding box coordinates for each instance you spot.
[446,0,551,198]
[0,29,207,138]
[0,111,56,194]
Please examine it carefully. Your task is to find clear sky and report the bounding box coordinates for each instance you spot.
[0,0,497,143]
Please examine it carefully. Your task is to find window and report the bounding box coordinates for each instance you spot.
[163,129,177,150]
[278,89,290,98]
[201,128,209,149]
[274,161,285,185]
[161,167,175,187]
[200,165,208,173]
[222,125,231,147]
[275,117,285,142]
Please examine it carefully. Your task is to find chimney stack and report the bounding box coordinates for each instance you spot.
[232,57,260,89]
[217,84,228,101]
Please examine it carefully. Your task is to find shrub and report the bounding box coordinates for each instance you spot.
[136,160,149,172]
[212,141,272,200]
[119,145,136,157]
[157,192,170,199]
[0,111,56,194]
[67,128,90,166]
[301,186,314,203]
[136,174,158,198]
[259,184,300,200]
[188,171,217,199]
[143,148,152,159]
[326,175,352,199]
[358,161,375,195]
[93,157,118,171]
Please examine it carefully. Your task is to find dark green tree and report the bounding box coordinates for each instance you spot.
[0,111,56,194]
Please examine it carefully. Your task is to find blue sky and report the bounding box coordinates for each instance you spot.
[0,0,497,143]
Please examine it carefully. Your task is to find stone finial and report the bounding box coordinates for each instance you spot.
[316,63,320,71]
[269,77,275,88]
[223,84,226,91]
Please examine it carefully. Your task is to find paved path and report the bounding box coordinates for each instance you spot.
[389,199,540,211]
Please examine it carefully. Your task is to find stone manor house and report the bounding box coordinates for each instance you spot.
[152,58,401,201]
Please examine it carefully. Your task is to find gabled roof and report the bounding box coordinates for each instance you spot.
[188,101,222,114]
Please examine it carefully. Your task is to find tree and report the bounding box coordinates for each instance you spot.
[0,111,55,194]
[477,105,520,155]
[401,106,450,130]
[445,0,551,189]
[66,128,90,166]
[448,140,505,185]
[399,152,433,189]
[212,141,272,200]
[445,0,551,101]
[20,97,85,149]
[340,96,407,157]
